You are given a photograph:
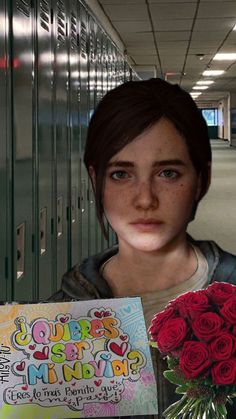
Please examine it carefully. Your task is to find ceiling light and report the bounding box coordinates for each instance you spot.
[233,24,236,30]
[193,86,209,90]
[190,92,202,96]
[202,70,225,76]
[213,53,236,60]
[196,80,214,85]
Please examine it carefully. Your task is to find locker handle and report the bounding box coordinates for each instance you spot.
[57,197,63,238]
[40,208,47,255]
[16,223,25,280]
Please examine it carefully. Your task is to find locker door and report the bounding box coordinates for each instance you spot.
[52,0,69,287]
[0,0,12,300]
[94,24,104,253]
[12,0,35,300]
[88,16,97,256]
[68,0,81,266]
[36,0,54,298]
[101,32,109,250]
[78,1,89,260]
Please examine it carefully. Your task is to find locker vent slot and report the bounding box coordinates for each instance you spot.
[89,30,95,63]
[16,0,31,17]
[102,40,108,64]
[56,0,66,43]
[40,0,50,32]
[97,38,101,63]
[70,12,77,49]
[80,21,87,59]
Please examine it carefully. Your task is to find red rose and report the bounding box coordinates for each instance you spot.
[179,341,211,379]
[192,312,223,342]
[212,359,236,385]
[157,317,189,355]
[209,332,235,361]
[170,290,210,320]
[206,282,236,306]
[148,306,177,340]
[220,295,236,324]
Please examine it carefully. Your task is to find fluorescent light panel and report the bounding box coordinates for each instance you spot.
[196,80,214,85]
[213,53,236,60]
[202,70,225,76]
[193,86,209,90]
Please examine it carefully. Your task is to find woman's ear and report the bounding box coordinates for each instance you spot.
[89,166,96,191]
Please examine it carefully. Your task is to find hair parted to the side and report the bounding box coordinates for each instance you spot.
[84,78,212,238]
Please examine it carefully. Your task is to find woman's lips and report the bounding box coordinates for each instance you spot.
[130,219,163,231]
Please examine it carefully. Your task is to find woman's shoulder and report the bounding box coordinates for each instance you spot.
[189,235,236,285]
[49,246,118,302]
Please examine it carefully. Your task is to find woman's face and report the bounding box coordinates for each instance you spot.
[103,117,202,253]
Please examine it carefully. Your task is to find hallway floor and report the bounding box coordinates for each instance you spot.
[188,139,236,255]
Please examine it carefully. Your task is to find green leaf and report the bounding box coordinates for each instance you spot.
[149,341,158,349]
[217,404,227,416]
[163,370,186,385]
[167,356,178,369]
[175,385,189,394]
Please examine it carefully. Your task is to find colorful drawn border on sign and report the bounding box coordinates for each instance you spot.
[0,298,158,418]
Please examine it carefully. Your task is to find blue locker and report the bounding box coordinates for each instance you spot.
[12,0,35,300]
[36,0,55,298]
[68,0,82,266]
[88,16,98,256]
[0,0,12,300]
[78,1,89,260]
[52,0,70,287]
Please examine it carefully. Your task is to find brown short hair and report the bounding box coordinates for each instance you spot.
[84,78,212,238]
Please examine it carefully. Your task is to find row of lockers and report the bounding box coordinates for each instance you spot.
[0,0,137,302]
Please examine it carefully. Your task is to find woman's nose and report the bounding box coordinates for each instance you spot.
[133,180,158,209]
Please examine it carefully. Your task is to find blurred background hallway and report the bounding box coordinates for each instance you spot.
[188,139,236,255]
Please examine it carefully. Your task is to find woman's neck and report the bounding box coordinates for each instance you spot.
[102,239,198,297]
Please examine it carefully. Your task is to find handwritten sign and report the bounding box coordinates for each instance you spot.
[0,298,158,418]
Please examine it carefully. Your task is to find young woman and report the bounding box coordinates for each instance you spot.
[51,78,236,418]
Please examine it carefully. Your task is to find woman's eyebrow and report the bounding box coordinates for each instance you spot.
[107,161,135,168]
[107,159,186,168]
[154,159,186,167]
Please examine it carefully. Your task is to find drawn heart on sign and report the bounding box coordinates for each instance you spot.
[59,316,70,323]
[21,385,28,391]
[94,380,102,387]
[110,342,128,356]
[103,311,111,317]
[16,361,25,372]
[120,335,128,341]
[33,346,49,360]
[94,311,104,318]
[29,344,36,350]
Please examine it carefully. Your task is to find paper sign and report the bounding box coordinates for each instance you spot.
[0,298,158,418]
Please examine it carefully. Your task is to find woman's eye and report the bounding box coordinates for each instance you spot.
[159,170,179,179]
[110,170,130,180]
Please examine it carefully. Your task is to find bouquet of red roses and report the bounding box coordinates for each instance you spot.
[148,282,236,418]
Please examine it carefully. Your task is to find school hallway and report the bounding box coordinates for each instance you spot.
[188,139,236,255]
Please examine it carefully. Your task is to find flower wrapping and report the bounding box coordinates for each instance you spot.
[148,282,236,418]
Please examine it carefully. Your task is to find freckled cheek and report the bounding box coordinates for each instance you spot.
[103,189,130,215]
[166,185,198,210]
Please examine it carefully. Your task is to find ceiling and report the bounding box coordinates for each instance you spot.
[97,0,236,105]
